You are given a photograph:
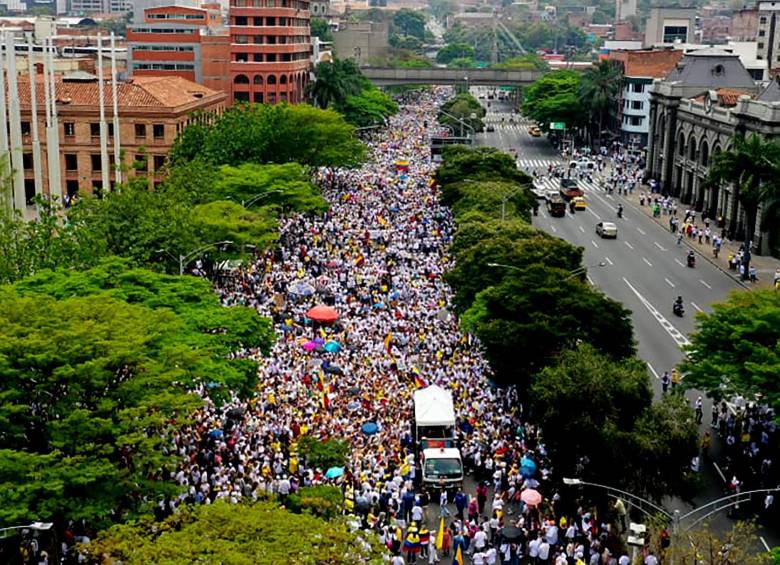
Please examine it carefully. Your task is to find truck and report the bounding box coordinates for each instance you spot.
[413,385,464,492]
[546,195,566,217]
[559,177,584,201]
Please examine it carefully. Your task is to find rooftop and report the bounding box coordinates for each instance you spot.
[692,87,752,106]
[611,49,684,78]
[16,75,224,110]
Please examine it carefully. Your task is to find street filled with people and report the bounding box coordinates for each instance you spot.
[141,89,649,564]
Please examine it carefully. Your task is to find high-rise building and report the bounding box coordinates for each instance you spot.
[756,1,780,69]
[127,2,231,93]
[644,7,696,47]
[228,0,312,104]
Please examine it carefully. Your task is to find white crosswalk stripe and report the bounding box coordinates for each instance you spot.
[531,177,608,195]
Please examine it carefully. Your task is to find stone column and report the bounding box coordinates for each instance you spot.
[645,99,657,180]
[660,102,678,195]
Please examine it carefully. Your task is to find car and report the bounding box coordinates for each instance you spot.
[572,159,595,170]
[528,126,542,137]
[544,189,559,202]
[572,196,587,210]
[486,125,495,132]
[596,221,618,238]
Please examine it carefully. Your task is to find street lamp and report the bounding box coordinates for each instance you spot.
[243,189,285,208]
[158,240,234,276]
[500,185,530,221]
[439,109,475,138]
[562,477,780,565]
[487,261,607,280]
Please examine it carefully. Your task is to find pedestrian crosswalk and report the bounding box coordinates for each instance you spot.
[484,112,529,124]
[517,158,561,171]
[533,175,609,195]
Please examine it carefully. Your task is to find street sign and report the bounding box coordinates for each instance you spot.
[550,122,566,130]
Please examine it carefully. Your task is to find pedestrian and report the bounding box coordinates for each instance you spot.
[661,371,670,393]
[695,396,703,424]
[701,431,711,457]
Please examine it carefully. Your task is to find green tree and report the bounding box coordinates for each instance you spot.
[0,262,271,528]
[522,70,585,129]
[436,42,475,65]
[448,57,477,69]
[339,88,399,127]
[450,212,537,257]
[389,34,424,51]
[310,17,333,41]
[191,201,279,251]
[491,54,548,71]
[705,133,780,277]
[681,289,780,413]
[307,59,366,110]
[578,60,623,147]
[82,501,386,564]
[447,232,582,312]
[436,145,530,188]
[393,8,426,40]
[461,265,635,387]
[286,486,344,520]
[438,92,486,134]
[297,436,350,469]
[446,180,536,223]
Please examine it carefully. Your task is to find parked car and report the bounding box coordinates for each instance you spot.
[596,221,618,238]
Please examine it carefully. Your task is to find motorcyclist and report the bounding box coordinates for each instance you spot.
[687,250,696,267]
[673,296,684,315]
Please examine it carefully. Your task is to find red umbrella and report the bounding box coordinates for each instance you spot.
[306,305,340,324]
[520,489,542,507]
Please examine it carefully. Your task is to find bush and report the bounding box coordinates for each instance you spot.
[297,436,350,469]
[287,486,344,520]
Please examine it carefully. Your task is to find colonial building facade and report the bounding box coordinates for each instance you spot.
[647,48,780,255]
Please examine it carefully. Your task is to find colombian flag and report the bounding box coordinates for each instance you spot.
[384,333,393,353]
[435,517,445,550]
[453,545,464,565]
[414,375,428,389]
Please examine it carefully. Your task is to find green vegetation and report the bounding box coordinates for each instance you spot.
[297,436,351,470]
[307,59,398,128]
[682,289,780,413]
[436,42,475,65]
[82,501,386,564]
[438,92,486,134]
[0,260,272,527]
[491,54,548,71]
[310,17,332,42]
[287,486,344,520]
[578,61,623,146]
[523,70,586,130]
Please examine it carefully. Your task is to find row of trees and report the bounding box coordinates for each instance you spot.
[437,145,699,502]
[438,92,486,135]
[522,63,623,147]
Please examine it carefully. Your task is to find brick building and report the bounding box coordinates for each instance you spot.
[127,3,231,94]
[17,73,226,200]
[228,0,312,104]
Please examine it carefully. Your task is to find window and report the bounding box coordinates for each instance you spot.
[23,152,32,170]
[235,52,248,62]
[235,91,250,102]
[153,124,165,139]
[24,179,35,204]
[92,180,103,197]
[64,122,75,136]
[759,42,765,49]
[153,155,166,170]
[253,16,262,25]
[66,180,79,197]
[65,153,78,171]
[254,92,264,103]
[760,16,767,24]
[135,123,147,138]
[21,121,30,135]
[759,29,766,37]
[266,53,277,62]
[631,100,643,110]
[632,83,644,93]
[90,123,100,137]
[234,15,247,25]
[663,25,688,43]
[91,154,102,172]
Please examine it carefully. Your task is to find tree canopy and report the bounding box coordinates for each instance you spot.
[393,8,426,40]
[522,70,586,129]
[436,42,475,65]
[0,260,271,527]
[438,92,486,134]
[437,145,531,188]
[681,289,780,413]
[170,103,366,169]
[82,501,386,564]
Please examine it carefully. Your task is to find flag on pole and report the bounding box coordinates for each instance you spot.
[414,375,428,389]
[453,545,464,565]
[435,517,445,550]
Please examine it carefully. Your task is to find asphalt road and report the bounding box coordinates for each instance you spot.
[472,95,779,549]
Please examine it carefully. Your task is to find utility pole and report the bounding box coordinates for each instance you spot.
[491,9,499,65]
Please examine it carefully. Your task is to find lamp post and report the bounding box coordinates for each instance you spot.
[487,261,607,280]
[439,109,475,138]
[158,240,234,276]
[242,189,285,208]
[562,477,780,564]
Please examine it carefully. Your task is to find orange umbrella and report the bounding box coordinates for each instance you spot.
[306,305,340,324]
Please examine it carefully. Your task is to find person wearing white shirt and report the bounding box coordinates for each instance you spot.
[538,540,551,563]
[473,529,488,551]
[484,547,497,565]
[473,551,486,565]
[528,537,540,560]
[619,555,630,565]
[645,553,659,565]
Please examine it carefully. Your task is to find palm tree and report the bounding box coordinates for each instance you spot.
[577,61,623,149]
[306,59,365,110]
[706,133,780,279]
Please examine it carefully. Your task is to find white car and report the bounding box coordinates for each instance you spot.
[596,221,618,238]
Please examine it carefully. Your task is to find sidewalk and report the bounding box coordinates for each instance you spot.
[620,188,780,290]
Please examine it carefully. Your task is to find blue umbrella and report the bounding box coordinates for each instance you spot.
[325,466,344,479]
[208,429,223,439]
[362,422,379,435]
[324,340,342,353]
[520,456,536,478]
[347,400,361,411]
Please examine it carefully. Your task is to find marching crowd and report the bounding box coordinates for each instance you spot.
[151,89,648,564]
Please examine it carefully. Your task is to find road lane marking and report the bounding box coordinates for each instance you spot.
[643,257,653,267]
[586,275,594,285]
[691,302,703,313]
[604,256,614,265]
[578,225,585,233]
[591,239,599,248]
[550,224,557,233]
[623,277,691,347]
[637,227,646,235]
[675,258,686,267]
[624,241,634,250]
[654,242,666,251]
[699,279,712,289]
[760,537,771,552]
[664,278,675,288]
[647,363,660,380]
[587,207,602,220]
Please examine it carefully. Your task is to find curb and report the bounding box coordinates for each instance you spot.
[621,195,751,291]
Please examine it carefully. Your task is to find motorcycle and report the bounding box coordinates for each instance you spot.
[687,254,696,268]
[673,302,685,317]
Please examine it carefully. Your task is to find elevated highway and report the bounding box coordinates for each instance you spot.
[361,67,544,87]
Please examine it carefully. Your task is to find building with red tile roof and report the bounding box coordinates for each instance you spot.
[16,72,226,201]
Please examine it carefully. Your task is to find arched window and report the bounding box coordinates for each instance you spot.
[700,140,710,167]
[688,136,697,160]
[280,74,287,85]
[677,131,686,156]
[267,74,277,85]
[234,74,249,84]
[254,74,264,84]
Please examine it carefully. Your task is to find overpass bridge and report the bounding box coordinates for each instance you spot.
[360,67,544,87]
